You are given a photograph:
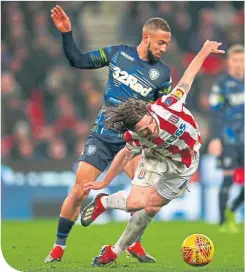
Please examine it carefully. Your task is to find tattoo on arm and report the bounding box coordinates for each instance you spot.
[178,83,191,94]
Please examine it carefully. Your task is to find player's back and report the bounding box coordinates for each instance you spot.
[148,88,201,167]
[125,87,201,170]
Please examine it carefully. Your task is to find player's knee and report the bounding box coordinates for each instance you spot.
[144,206,160,217]
[126,197,147,212]
[70,185,86,201]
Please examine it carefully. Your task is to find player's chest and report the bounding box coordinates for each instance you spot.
[138,137,167,153]
[110,53,164,97]
[224,81,244,106]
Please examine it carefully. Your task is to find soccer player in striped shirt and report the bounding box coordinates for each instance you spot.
[81,40,225,266]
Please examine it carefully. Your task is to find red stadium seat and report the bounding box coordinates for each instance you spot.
[26,90,45,139]
[183,53,225,75]
[233,168,244,185]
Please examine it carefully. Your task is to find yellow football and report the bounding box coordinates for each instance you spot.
[181,234,214,267]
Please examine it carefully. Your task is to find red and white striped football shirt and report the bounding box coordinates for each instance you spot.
[125,87,202,169]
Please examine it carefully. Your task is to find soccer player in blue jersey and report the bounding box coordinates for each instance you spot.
[45,5,172,263]
[208,44,244,232]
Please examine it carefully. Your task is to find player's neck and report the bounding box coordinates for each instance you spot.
[228,71,244,81]
[137,43,149,62]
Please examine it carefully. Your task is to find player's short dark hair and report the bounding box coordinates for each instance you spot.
[227,44,244,57]
[143,17,171,33]
[104,99,149,133]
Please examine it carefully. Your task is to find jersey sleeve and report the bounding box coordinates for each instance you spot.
[62,31,120,69]
[158,86,187,112]
[155,68,172,99]
[124,131,143,153]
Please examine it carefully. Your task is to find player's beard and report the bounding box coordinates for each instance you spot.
[147,42,159,64]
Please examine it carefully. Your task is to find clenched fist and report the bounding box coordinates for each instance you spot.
[51,5,71,33]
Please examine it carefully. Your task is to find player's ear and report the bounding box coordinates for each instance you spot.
[142,32,150,45]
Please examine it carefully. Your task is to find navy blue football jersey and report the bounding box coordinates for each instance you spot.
[209,73,244,145]
[63,33,171,141]
[91,45,171,139]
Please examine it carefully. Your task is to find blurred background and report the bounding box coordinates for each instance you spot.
[1,1,244,223]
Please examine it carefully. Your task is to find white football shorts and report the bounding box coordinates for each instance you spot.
[131,153,199,200]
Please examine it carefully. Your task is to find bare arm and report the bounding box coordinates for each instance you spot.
[102,147,134,186]
[83,147,134,193]
[177,40,225,94]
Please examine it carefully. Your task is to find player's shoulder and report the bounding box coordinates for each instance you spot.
[157,87,186,111]
[211,73,227,94]
[109,44,136,52]
[214,73,229,85]
[119,44,136,50]
[158,59,170,70]
[155,60,171,77]
[106,44,136,56]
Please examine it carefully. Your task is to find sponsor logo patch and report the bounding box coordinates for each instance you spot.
[163,123,186,147]
[172,88,184,99]
[113,66,152,97]
[164,97,175,106]
[121,51,134,61]
[164,88,184,106]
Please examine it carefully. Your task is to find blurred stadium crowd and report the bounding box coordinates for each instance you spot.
[1,1,244,162]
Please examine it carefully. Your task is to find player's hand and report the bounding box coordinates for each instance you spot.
[208,138,223,157]
[51,5,71,33]
[202,40,225,55]
[83,181,107,194]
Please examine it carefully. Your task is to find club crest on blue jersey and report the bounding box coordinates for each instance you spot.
[149,69,160,80]
[87,145,97,155]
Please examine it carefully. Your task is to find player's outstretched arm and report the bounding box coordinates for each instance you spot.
[51,5,109,69]
[177,40,225,94]
[83,147,134,193]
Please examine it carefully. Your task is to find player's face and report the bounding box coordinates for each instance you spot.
[135,113,159,141]
[146,30,171,63]
[227,52,244,79]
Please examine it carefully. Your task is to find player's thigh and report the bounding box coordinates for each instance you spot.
[127,162,162,210]
[75,161,102,186]
[123,154,141,179]
[155,174,192,201]
[70,161,102,200]
[127,184,155,211]
[74,133,114,189]
[79,133,113,173]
